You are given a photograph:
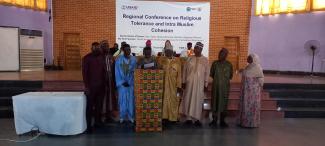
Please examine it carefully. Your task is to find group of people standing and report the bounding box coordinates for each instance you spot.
[82,39,264,133]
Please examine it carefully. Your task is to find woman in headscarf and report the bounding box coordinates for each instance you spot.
[238,53,264,128]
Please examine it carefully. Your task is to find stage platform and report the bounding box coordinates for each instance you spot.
[0,71,82,81]
[0,71,325,84]
[0,71,325,119]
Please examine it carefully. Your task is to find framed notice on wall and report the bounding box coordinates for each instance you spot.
[0,26,20,71]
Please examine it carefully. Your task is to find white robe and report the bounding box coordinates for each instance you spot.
[180,56,209,120]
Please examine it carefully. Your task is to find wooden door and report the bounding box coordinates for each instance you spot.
[224,37,240,72]
[63,33,81,70]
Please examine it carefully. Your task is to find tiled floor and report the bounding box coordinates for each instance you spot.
[0,118,324,146]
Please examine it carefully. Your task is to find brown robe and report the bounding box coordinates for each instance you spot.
[82,52,106,127]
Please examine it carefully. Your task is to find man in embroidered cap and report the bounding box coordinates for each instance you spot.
[180,42,209,127]
[115,44,137,124]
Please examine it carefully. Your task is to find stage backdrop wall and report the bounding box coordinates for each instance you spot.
[0,0,53,65]
[116,1,210,57]
[53,0,252,69]
[249,1,325,73]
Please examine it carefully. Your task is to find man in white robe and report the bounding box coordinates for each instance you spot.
[180,42,209,127]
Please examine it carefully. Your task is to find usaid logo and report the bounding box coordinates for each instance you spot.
[122,5,138,10]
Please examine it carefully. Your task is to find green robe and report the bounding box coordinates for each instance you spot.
[210,60,233,113]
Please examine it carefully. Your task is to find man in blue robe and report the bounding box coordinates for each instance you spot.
[115,44,137,123]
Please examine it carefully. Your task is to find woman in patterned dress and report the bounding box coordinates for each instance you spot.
[238,54,264,128]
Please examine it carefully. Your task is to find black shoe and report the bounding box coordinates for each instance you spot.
[194,120,202,127]
[169,121,177,125]
[209,120,218,127]
[105,117,115,123]
[220,121,229,128]
[85,127,93,134]
[237,124,244,128]
[119,120,126,125]
[184,120,193,125]
[94,122,104,128]
[162,119,169,125]
[130,120,136,127]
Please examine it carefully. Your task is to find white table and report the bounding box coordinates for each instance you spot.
[12,92,87,135]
